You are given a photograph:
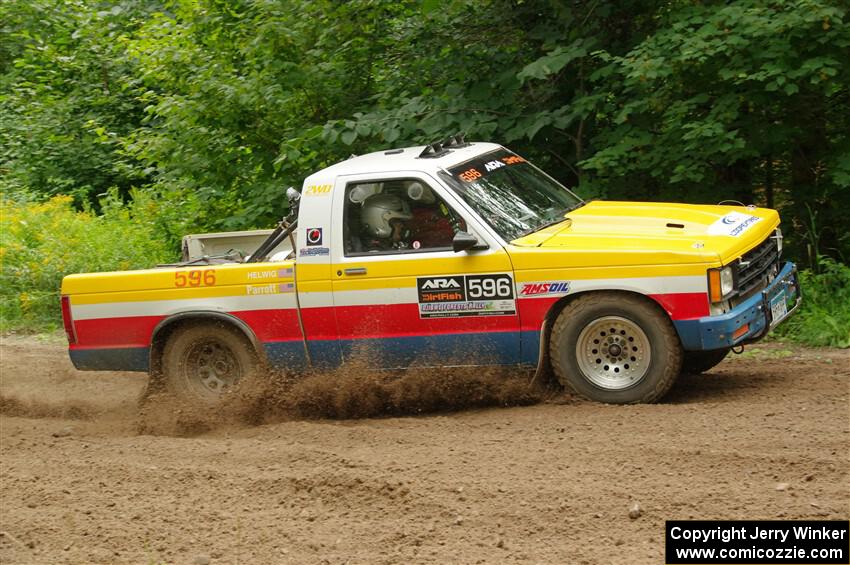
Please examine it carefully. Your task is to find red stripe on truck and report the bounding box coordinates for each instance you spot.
[61,295,77,345]
[232,309,304,342]
[68,291,710,350]
[648,292,710,319]
[73,315,164,348]
[73,310,305,349]
[330,303,519,339]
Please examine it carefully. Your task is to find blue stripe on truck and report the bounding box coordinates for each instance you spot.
[70,347,150,372]
[71,331,539,374]
[264,331,531,371]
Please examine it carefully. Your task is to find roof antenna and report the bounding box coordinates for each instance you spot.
[440,132,468,148]
[417,141,444,158]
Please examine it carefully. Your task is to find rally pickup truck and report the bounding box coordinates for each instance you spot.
[60,137,801,404]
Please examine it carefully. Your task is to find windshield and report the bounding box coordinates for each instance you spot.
[439,149,583,241]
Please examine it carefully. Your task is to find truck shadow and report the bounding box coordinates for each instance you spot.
[664,368,773,404]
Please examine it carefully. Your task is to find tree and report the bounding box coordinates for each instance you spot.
[580,0,850,263]
[0,0,159,205]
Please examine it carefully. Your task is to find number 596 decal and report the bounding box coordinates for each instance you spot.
[466,274,513,299]
[175,269,216,287]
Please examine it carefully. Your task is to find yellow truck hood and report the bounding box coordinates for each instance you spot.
[511,201,779,266]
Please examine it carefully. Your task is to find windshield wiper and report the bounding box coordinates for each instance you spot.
[563,200,587,214]
[518,200,586,237]
[519,217,569,237]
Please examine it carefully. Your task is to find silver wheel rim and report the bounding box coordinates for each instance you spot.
[576,316,651,390]
[185,340,242,397]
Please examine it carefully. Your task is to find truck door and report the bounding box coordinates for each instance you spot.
[330,171,521,368]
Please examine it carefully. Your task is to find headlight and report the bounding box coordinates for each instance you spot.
[708,265,735,303]
[720,266,734,295]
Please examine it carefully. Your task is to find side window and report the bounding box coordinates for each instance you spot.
[344,178,466,255]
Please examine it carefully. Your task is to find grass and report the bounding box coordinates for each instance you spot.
[0,193,175,331]
[736,347,796,360]
[771,258,850,348]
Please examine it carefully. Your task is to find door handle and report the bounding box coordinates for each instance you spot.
[344,267,368,276]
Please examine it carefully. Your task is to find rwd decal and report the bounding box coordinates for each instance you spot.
[417,274,516,318]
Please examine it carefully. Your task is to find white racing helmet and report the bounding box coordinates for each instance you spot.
[361,194,413,238]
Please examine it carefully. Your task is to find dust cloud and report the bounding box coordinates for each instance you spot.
[134,367,546,436]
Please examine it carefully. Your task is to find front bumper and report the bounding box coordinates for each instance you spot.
[675,261,801,351]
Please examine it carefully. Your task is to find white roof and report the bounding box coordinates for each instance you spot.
[305,142,503,183]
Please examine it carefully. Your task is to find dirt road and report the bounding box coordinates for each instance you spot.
[0,335,847,564]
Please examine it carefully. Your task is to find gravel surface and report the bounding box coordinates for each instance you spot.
[1,335,847,564]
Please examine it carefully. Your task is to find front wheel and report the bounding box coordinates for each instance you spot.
[162,322,261,404]
[549,293,682,404]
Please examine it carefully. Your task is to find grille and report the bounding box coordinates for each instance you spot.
[735,234,781,299]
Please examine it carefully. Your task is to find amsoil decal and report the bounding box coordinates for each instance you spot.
[519,281,570,296]
[416,274,515,318]
[707,212,762,237]
[306,227,323,246]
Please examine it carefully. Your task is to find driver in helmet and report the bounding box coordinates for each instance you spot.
[405,181,461,248]
[360,193,414,250]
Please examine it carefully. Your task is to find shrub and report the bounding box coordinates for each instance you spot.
[773,258,850,348]
[0,193,176,331]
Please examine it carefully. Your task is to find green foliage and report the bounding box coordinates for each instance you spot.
[122,0,409,229]
[0,194,175,331]
[773,259,850,348]
[4,0,847,261]
[0,0,158,206]
[579,0,850,260]
[1,0,849,339]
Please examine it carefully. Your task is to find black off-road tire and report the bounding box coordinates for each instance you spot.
[549,292,683,404]
[162,322,261,404]
[681,348,730,375]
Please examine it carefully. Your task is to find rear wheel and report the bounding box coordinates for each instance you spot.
[681,348,730,375]
[162,322,261,404]
[550,293,682,403]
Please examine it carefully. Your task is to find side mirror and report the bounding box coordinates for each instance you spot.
[286,186,301,209]
[452,231,480,253]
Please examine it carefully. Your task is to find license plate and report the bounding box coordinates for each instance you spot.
[770,289,788,325]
